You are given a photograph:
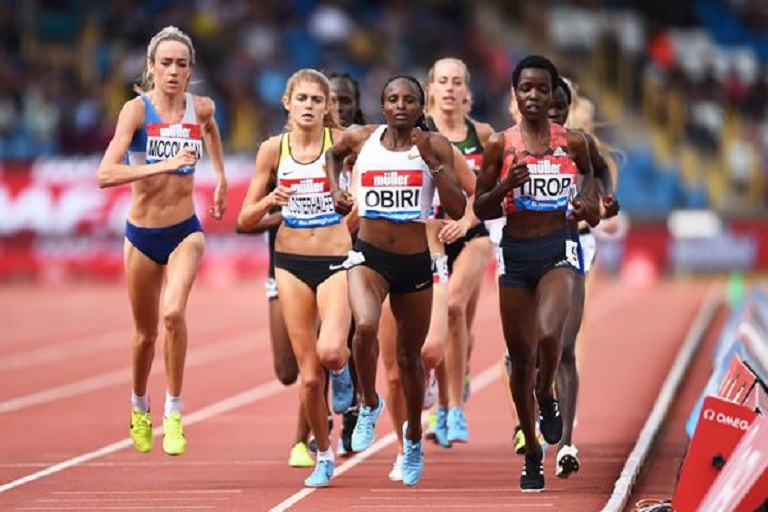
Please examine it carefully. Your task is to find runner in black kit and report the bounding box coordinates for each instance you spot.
[548,77,619,479]
[328,72,366,456]
[326,75,466,486]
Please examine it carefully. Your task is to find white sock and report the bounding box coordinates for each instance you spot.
[164,393,182,418]
[131,392,149,413]
[331,364,346,376]
[317,447,334,462]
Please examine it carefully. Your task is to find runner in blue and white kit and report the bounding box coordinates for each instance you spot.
[98,26,227,457]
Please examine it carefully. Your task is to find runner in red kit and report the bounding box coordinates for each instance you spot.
[474,55,601,492]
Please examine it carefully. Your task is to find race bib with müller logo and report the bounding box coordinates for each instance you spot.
[360,170,424,223]
[501,150,578,214]
[279,176,340,228]
[145,123,203,175]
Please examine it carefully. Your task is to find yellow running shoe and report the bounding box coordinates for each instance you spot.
[514,425,548,455]
[130,410,153,453]
[162,413,187,456]
[289,442,314,468]
[514,426,526,455]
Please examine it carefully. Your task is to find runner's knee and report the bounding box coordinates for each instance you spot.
[162,307,185,334]
[353,319,378,345]
[447,296,467,321]
[299,367,326,396]
[317,343,348,371]
[133,329,158,348]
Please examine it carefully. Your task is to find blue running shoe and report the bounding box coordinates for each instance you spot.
[434,406,452,448]
[330,364,354,414]
[447,406,469,444]
[351,394,385,452]
[401,422,424,486]
[304,459,334,487]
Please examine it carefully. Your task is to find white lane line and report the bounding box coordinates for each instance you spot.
[0,330,125,371]
[268,363,501,512]
[0,461,284,468]
[38,498,229,503]
[53,490,242,495]
[367,488,564,494]
[0,330,265,414]
[17,508,215,511]
[1,321,254,372]
[601,285,721,512]
[0,379,286,494]
[351,505,554,509]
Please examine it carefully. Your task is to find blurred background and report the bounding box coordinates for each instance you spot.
[0,0,767,284]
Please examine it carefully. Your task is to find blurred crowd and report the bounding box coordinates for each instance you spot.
[0,0,522,159]
[641,0,768,211]
[550,0,768,213]
[2,0,766,214]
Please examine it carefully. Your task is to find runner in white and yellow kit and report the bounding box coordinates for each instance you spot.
[237,69,354,488]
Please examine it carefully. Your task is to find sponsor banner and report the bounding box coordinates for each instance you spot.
[4,159,768,278]
[0,158,254,237]
[673,395,758,511]
[593,220,768,273]
[697,414,768,512]
[0,158,262,280]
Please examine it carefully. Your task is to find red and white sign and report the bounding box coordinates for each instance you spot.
[672,395,758,511]
[698,414,768,512]
[0,158,261,281]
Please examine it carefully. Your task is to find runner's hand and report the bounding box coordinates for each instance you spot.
[411,128,438,167]
[571,196,600,227]
[269,185,294,207]
[209,175,227,220]
[332,190,355,216]
[502,160,529,190]
[602,195,620,218]
[166,147,197,172]
[439,219,468,244]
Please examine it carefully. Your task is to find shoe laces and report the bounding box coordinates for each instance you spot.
[357,406,375,435]
[449,407,466,427]
[164,416,183,436]
[133,413,151,429]
[403,439,422,467]
[539,397,560,419]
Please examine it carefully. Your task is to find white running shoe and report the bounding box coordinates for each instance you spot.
[556,444,580,478]
[388,453,404,482]
[422,370,437,410]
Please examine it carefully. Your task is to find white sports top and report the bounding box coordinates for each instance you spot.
[128,93,202,175]
[276,127,340,229]
[355,125,435,223]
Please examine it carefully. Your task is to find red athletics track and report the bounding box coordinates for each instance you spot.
[0,274,717,511]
